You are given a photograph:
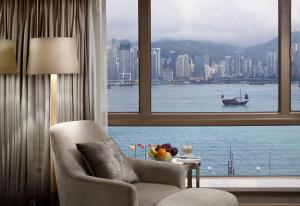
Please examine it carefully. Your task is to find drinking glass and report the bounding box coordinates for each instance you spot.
[182,144,192,156]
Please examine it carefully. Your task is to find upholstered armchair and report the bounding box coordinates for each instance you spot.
[50,120,185,206]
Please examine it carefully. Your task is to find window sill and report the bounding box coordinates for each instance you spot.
[193,177,300,192]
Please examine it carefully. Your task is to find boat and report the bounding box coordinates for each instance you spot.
[249,81,265,85]
[221,90,249,106]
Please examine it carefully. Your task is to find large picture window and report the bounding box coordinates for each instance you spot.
[108,0,296,126]
[110,126,300,176]
[107,0,299,179]
[151,0,279,112]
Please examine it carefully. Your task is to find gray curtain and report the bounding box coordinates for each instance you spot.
[0,0,107,205]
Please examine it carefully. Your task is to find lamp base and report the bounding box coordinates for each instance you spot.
[50,74,58,193]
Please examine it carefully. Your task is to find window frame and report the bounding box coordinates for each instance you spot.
[108,0,300,126]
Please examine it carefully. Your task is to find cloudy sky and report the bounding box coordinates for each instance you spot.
[107,0,300,47]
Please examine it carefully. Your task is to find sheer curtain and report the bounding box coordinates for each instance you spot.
[0,0,107,205]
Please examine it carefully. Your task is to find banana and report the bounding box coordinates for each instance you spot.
[150,147,158,155]
[148,152,155,158]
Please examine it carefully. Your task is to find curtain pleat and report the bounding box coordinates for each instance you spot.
[0,0,107,205]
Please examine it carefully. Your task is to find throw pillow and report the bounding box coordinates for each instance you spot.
[76,138,139,183]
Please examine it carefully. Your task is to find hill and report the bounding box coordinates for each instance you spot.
[152,31,300,62]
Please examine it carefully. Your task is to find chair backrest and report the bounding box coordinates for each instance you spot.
[50,120,108,176]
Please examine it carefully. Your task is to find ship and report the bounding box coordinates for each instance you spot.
[249,81,265,85]
[221,90,249,106]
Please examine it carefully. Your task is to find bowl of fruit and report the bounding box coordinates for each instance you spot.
[148,143,178,161]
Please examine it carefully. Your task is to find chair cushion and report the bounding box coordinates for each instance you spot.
[76,138,139,183]
[133,182,181,206]
[156,188,238,206]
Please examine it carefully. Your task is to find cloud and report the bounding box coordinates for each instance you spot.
[107,0,298,47]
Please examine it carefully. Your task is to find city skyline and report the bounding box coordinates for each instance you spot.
[107,36,300,83]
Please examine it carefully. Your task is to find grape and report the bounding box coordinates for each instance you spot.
[170,147,178,156]
[155,145,161,151]
[162,143,172,149]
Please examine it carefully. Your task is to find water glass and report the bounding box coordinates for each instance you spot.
[182,144,192,156]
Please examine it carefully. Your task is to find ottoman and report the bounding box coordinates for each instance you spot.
[156,188,238,206]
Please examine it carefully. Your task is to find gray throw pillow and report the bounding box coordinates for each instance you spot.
[76,138,139,183]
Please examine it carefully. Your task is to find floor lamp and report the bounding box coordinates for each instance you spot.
[0,40,18,75]
[27,38,80,192]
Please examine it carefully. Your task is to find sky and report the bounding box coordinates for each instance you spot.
[107,0,300,47]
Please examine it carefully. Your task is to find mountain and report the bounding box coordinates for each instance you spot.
[152,40,238,61]
[241,31,300,62]
[152,31,300,62]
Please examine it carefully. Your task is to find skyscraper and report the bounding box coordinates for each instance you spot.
[107,39,119,81]
[118,40,131,80]
[168,50,177,78]
[194,54,206,78]
[233,50,241,77]
[243,59,252,77]
[266,51,277,77]
[203,55,210,66]
[225,56,232,77]
[131,42,139,81]
[176,54,192,79]
[151,48,161,82]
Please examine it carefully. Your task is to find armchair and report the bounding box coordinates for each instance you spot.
[50,120,185,206]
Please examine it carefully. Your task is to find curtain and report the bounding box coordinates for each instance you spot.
[0,0,107,205]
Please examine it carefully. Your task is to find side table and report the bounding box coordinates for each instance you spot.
[172,159,201,188]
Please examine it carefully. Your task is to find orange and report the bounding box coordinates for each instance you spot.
[157,148,167,158]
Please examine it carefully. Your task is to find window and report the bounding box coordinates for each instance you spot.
[107,0,139,112]
[108,0,299,178]
[109,0,296,126]
[110,126,300,176]
[151,0,279,112]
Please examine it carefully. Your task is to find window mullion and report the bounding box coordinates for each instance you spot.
[138,0,151,117]
[279,0,291,115]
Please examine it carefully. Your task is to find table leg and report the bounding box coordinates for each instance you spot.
[187,169,192,188]
[196,167,200,188]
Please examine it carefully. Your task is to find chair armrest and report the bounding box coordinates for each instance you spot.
[128,158,185,189]
[65,172,138,206]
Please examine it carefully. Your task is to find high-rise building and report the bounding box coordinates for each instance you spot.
[107,39,119,81]
[107,63,119,81]
[176,54,192,79]
[111,39,119,62]
[131,43,139,80]
[194,54,206,78]
[243,59,252,77]
[224,56,232,77]
[151,48,161,82]
[162,69,174,81]
[266,51,277,77]
[203,55,210,66]
[257,61,264,77]
[233,50,241,77]
[118,40,132,80]
[293,50,300,79]
[161,58,168,70]
[168,50,177,78]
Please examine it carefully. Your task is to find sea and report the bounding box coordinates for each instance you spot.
[108,83,300,176]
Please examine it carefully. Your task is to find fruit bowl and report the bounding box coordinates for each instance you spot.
[148,143,178,162]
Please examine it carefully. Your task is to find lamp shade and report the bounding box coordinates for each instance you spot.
[27,38,80,74]
[0,40,18,74]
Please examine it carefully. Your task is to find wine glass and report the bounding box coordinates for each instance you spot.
[182,144,192,156]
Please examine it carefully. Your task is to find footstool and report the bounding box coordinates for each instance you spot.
[156,188,238,206]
